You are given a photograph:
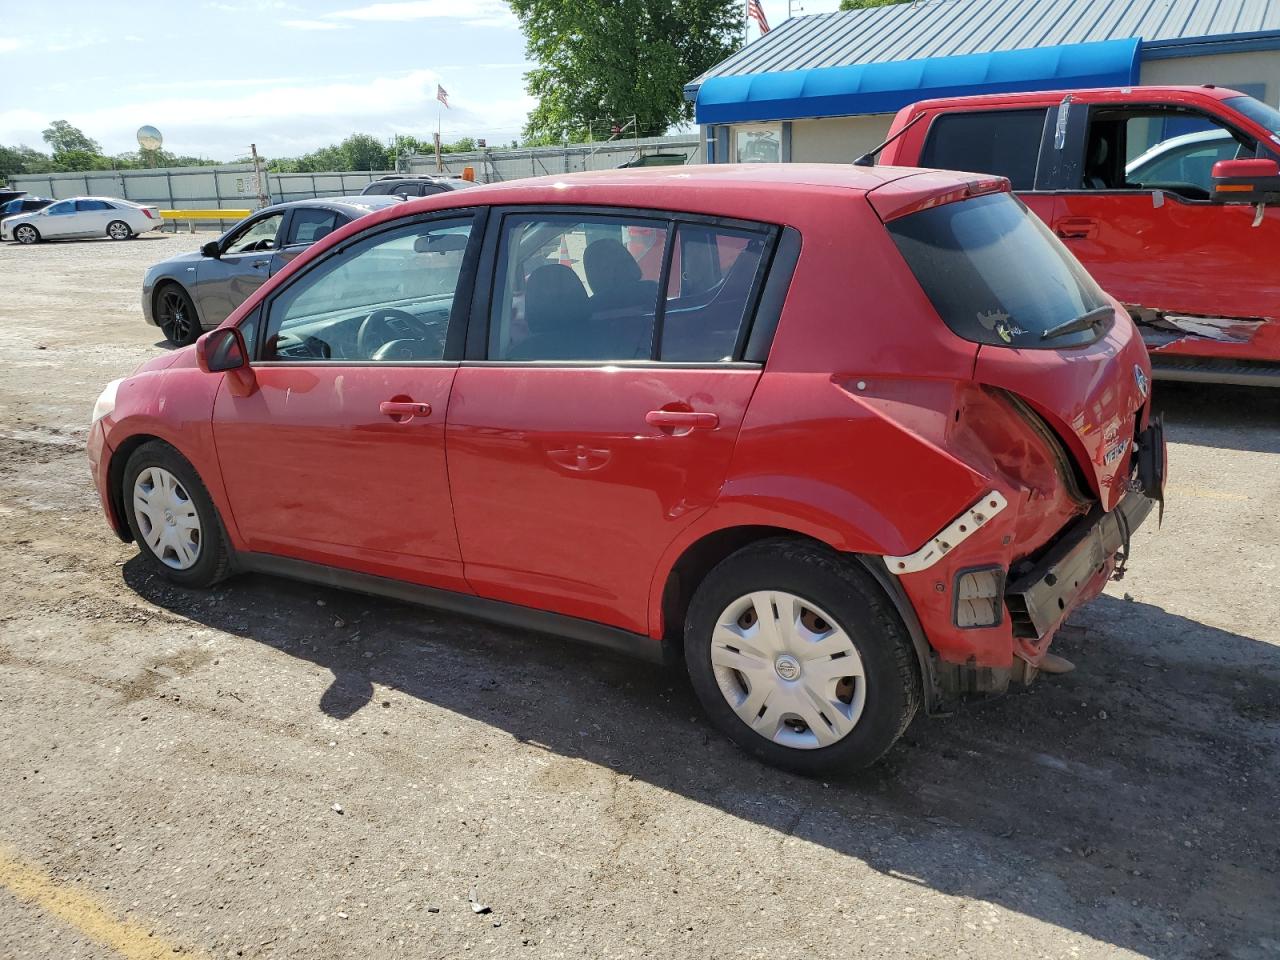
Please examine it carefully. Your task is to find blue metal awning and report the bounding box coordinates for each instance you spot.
[694,38,1140,125]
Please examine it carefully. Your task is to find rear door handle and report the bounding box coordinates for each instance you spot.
[1054,217,1099,239]
[646,410,719,430]
[379,400,431,419]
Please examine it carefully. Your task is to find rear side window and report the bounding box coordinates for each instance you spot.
[887,192,1108,349]
[919,109,1048,190]
[487,215,770,363]
[76,199,111,211]
[285,208,341,246]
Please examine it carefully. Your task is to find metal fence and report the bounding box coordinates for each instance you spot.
[6,135,702,210]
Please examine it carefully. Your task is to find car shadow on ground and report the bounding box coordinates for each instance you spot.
[124,557,1280,959]
[1155,381,1280,454]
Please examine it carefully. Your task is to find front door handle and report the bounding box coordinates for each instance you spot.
[250,259,271,268]
[379,400,431,420]
[646,409,719,430]
[1054,217,1099,239]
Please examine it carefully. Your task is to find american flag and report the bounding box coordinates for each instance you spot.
[747,0,770,34]
[437,84,450,108]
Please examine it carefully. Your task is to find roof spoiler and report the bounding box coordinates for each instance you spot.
[867,172,1011,222]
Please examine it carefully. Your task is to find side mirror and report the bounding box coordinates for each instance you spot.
[1212,158,1280,204]
[196,327,256,396]
[201,240,221,258]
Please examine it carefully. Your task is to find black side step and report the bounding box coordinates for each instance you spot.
[1150,356,1280,388]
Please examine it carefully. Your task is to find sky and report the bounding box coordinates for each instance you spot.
[0,0,841,162]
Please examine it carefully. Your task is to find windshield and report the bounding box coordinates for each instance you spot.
[1225,95,1280,142]
[887,192,1109,349]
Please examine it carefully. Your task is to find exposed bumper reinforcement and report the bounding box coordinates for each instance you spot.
[1005,490,1155,640]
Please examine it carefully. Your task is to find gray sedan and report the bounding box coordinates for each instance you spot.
[142,196,401,345]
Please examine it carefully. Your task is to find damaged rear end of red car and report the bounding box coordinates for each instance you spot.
[856,171,1167,706]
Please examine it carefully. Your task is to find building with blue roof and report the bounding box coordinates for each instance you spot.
[686,0,1280,164]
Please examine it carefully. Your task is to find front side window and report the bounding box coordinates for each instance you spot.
[225,213,284,254]
[76,199,111,211]
[262,216,473,363]
[919,109,1048,190]
[46,201,75,215]
[1081,107,1254,198]
[285,208,341,246]
[888,192,1108,350]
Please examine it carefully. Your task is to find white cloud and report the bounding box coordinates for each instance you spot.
[281,18,346,30]
[0,70,535,160]
[0,37,21,54]
[325,0,516,28]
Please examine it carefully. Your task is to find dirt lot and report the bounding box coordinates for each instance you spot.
[0,234,1278,960]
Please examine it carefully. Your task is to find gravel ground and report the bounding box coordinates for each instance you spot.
[0,234,1278,960]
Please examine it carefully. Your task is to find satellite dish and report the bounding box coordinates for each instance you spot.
[137,125,163,151]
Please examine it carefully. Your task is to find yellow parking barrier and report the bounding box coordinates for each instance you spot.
[158,209,252,233]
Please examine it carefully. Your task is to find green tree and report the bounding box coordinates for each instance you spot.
[510,0,741,142]
[52,148,114,172]
[338,133,390,171]
[41,120,102,156]
[839,0,914,9]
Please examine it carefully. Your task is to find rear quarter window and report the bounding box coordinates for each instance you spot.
[919,109,1048,190]
[887,192,1109,349]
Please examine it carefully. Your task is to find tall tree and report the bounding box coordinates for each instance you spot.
[839,0,914,9]
[41,120,102,156]
[510,0,742,143]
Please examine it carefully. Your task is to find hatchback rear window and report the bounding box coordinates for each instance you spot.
[887,192,1109,349]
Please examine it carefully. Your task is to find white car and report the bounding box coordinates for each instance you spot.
[1,196,163,244]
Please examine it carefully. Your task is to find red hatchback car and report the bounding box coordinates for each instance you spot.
[88,165,1165,774]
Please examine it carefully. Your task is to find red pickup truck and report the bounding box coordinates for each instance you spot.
[879,86,1280,386]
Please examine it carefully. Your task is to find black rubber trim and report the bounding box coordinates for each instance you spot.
[237,552,668,664]
[743,225,800,364]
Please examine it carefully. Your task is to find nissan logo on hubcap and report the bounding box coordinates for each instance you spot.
[1134,365,1150,400]
[774,655,801,682]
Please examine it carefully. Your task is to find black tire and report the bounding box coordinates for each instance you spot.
[13,224,40,245]
[684,539,921,776]
[122,441,232,589]
[154,283,201,346]
[106,219,133,241]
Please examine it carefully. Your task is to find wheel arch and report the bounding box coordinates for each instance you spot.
[652,522,939,712]
[106,432,164,542]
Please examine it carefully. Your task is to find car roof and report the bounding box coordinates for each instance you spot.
[259,195,403,215]
[903,85,1249,114]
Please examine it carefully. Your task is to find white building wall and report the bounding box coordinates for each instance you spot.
[789,116,894,163]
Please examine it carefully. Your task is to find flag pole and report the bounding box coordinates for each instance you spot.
[435,102,443,173]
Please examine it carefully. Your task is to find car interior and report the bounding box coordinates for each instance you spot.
[1082,107,1255,199]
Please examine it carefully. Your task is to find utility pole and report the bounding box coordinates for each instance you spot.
[249,143,269,208]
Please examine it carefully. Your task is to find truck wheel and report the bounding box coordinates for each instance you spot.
[122,441,232,589]
[684,539,921,776]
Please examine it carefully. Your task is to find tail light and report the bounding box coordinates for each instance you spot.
[142,208,156,219]
[954,567,1005,628]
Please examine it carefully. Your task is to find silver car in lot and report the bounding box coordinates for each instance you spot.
[2,196,163,243]
[141,195,400,345]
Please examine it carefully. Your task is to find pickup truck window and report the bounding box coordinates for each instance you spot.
[919,109,1047,190]
[1226,95,1280,140]
[887,192,1108,350]
[1083,106,1253,199]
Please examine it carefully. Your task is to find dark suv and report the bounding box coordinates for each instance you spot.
[360,176,475,199]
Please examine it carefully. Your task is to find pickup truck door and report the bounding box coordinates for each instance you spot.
[1043,100,1280,364]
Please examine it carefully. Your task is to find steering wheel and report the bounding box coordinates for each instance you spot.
[356,308,438,359]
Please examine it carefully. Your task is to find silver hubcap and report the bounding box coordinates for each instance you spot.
[109,222,129,239]
[16,226,35,243]
[711,591,866,750]
[133,467,201,570]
